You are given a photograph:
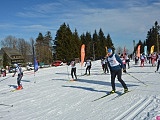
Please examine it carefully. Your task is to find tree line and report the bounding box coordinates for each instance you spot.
[0,22,114,64]
[134,21,160,54]
[55,23,114,62]
[0,21,159,65]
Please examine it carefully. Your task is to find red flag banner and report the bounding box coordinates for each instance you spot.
[81,44,85,66]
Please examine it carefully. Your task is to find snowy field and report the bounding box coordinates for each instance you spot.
[0,60,160,120]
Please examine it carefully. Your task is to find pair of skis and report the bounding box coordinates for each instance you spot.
[92,91,130,102]
[10,89,23,92]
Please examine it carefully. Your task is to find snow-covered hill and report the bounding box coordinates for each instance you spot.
[0,60,160,120]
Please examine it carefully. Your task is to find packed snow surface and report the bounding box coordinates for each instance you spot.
[0,60,160,120]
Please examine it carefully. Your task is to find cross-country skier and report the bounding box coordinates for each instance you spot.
[124,53,130,69]
[102,57,109,74]
[107,48,128,94]
[70,59,77,80]
[151,52,157,66]
[12,63,23,90]
[155,52,160,72]
[120,54,127,72]
[84,58,92,75]
[140,53,145,67]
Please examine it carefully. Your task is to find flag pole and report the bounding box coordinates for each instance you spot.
[32,39,36,83]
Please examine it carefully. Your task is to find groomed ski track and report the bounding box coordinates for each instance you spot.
[0,60,160,120]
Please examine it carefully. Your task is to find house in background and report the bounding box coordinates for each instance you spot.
[0,47,24,67]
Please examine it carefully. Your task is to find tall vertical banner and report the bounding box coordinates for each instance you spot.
[144,46,147,55]
[123,46,126,56]
[105,46,108,55]
[81,44,85,66]
[137,45,141,58]
[34,57,38,72]
[150,45,154,54]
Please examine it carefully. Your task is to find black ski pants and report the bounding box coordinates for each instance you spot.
[110,69,127,91]
[156,60,160,71]
[103,64,109,73]
[85,65,91,75]
[71,68,77,79]
[17,73,23,86]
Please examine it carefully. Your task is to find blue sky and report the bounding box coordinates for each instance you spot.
[0,0,160,52]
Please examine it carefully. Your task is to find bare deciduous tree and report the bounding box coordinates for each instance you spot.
[1,35,17,48]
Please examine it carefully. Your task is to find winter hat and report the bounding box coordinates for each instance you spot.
[108,48,112,54]
[14,63,18,67]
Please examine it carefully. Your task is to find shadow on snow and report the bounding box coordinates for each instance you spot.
[61,78,138,93]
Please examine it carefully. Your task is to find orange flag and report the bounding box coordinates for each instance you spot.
[81,44,85,66]
[137,45,141,58]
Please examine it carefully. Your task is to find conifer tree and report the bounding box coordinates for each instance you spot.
[55,23,74,62]
[146,21,160,53]
[72,29,81,59]
[106,34,114,51]
[85,32,92,59]
[35,33,44,63]
[44,31,53,63]
[98,28,107,57]
[80,32,92,59]
[92,30,99,60]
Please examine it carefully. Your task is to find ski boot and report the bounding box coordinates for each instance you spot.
[110,90,115,94]
[124,88,128,93]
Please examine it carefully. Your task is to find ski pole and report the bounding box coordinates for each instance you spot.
[66,65,70,80]
[0,76,11,82]
[0,103,13,107]
[34,71,36,83]
[126,72,148,86]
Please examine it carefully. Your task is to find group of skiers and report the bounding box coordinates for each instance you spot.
[135,52,160,67]
[10,48,160,93]
[69,57,92,81]
[69,48,129,93]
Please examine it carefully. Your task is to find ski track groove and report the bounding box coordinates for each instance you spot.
[113,96,153,120]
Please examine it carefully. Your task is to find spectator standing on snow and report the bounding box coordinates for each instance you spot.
[148,54,151,64]
[84,58,92,75]
[124,53,130,69]
[12,63,23,90]
[140,53,145,67]
[151,53,157,66]
[120,54,127,72]
[1,68,6,77]
[107,48,128,94]
[70,59,77,80]
[155,53,160,72]
[101,57,109,74]
[135,56,139,65]
[101,58,104,71]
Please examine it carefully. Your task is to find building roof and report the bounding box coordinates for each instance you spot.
[1,47,24,59]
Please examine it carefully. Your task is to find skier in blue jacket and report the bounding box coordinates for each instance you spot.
[107,48,128,94]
